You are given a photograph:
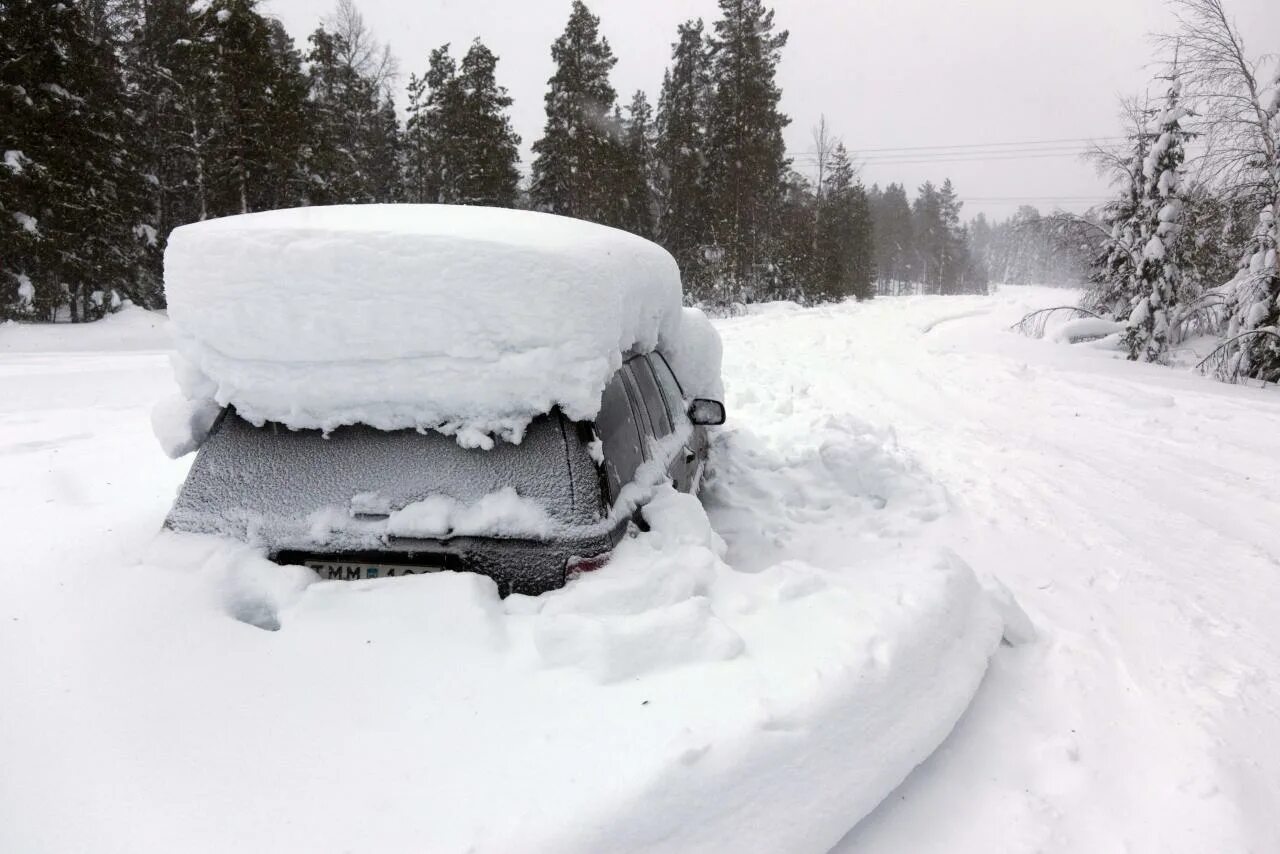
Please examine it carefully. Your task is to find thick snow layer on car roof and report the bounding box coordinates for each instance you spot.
[164,205,688,441]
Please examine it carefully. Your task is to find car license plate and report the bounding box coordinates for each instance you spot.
[305,560,442,580]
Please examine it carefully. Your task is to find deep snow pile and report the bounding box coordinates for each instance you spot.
[87,490,1003,854]
[163,205,718,447]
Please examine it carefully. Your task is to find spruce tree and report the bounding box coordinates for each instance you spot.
[615,90,655,236]
[813,144,875,301]
[530,1,622,222]
[869,182,914,294]
[1084,119,1151,318]
[912,181,943,293]
[655,19,713,288]
[304,23,399,204]
[116,0,214,301]
[1,0,154,320]
[405,40,520,207]
[419,44,464,203]
[704,0,790,302]
[203,0,309,216]
[403,67,433,203]
[1225,67,1280,380]
[454,40,521,206]
[1123,76,1192,363]
[936,178,966,293]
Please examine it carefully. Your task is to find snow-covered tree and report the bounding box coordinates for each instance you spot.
[530,1,622,222]
[1223,66,1280,380]
[304,27,394,204]
[1084,102,1152,317]
[1,0,154,320]
[1123,76,1193,363]
[203,0,310,215]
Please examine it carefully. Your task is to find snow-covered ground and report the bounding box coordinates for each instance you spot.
[3,286,1278,852]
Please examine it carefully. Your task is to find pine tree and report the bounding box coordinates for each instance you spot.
[1084,107,1151,318]
[1,0,154,320]
[655,19,713,287]
[303,18,399,205]
[364,94,402,202]
[869,182,914,294]
[408,45,463,203]
[530,1,622,222]
[1123,76,1193,363]
[116,0,214,301]
[454,39,520,206]
[704,0,790,302]
[404,39,520,207]
[203,0,309,216]
[912,181,943,293]
[937,178,966,293]
[403,68,432,203]
[615,90,655,236]
[813,144,874,301]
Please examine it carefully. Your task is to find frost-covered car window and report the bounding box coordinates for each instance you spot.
[649,352,688,426]
[596,371,645,500]
[629,356,673,437]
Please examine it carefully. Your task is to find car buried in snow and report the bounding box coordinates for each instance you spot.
[165,352,725,596]
[158,204,725,596]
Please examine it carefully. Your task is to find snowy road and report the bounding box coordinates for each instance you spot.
[707,292,1280,852]
[3,288,1278,852]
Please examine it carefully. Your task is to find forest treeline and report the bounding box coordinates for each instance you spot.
[1,0,1004,323]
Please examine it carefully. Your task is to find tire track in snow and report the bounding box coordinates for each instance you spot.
[714,292,1280,852]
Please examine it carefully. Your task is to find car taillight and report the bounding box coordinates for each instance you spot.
[566,551,612,576]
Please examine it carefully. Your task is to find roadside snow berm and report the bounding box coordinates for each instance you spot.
[161,204,717,449]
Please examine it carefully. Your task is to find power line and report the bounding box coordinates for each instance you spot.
[854,151,1099,166]
[962,193,1111,198]
[784,135,1126,157]
[778,135,1121,158]
[792,145,1099,160]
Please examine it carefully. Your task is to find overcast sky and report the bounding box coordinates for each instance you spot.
[263,0,1280,221]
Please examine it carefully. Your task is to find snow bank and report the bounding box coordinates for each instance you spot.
[0,304,169,353]
[1050,316,1125,344]
[661,306,725,401]
[164,205,689,440]
[87,486,1004,854]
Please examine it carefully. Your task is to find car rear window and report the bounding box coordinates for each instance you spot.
[166,411,584,550]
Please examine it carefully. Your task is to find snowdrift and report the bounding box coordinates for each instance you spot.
[90,486,1007,854]
[163,205,717,445]
[0,303,169,353]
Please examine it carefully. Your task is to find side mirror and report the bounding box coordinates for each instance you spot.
[688,398,726,426]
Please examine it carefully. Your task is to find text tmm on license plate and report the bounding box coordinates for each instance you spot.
[306,561,440,580]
